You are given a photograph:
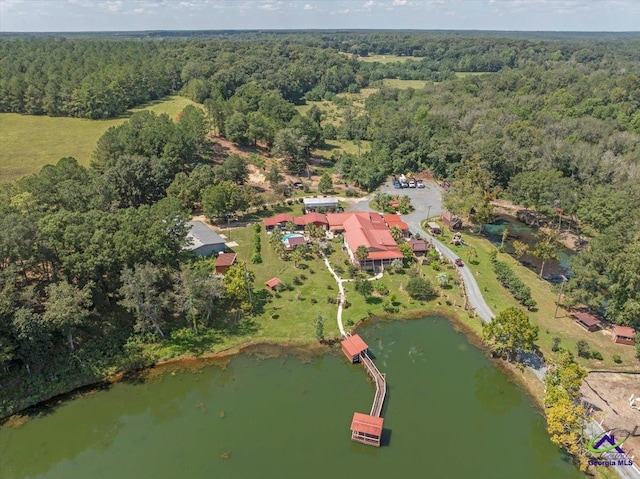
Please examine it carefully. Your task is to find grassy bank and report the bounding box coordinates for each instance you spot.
[0,96,199,183]
[429,221,638,370]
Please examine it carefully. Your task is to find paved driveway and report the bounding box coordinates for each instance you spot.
[347,182,494,322]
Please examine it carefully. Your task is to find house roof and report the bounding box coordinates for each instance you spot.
[341,334,368,357]
[408,239,427,252]
[573,312,601,328]
[299,212,329,225]
[384,214,408,230]
[265,277,281,289]
[303,196,339,207]
[614,325,635,338]
[185,221,226,250]
[264,214,295,227]
[350,412,384,437]
[286,236,306,247]
[215,253,237,268]
[342,213,402,261]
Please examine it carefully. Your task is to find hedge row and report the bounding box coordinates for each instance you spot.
[492,260,537,310]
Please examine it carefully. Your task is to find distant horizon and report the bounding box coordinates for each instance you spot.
[2,28,639,34]
[2,1,639,33]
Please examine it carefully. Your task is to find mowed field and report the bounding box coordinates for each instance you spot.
[0,96,200,183]
[381,78,429,89]
[358,54,420,63]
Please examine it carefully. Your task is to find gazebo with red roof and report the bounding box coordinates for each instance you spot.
[613,325,635,345]
[350,412,384,447]
[341,334,368,363]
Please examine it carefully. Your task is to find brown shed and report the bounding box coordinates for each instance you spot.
[441,210,462,231]
[341,334,368,363]
[408,239,427,255]
[573,312,601,332]
[350,412,384,447]
[214,253,237,275]
[613,326,635,346]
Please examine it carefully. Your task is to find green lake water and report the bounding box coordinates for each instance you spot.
[0,317,584,479]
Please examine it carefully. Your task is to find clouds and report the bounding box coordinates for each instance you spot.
[0,0,638,32]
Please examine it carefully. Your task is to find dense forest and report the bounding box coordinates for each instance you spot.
[1,31,639,416]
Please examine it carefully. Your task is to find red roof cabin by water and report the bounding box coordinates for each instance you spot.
[350,412,384,447]
[341,334,368,363]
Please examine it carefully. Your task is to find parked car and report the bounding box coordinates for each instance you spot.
[408,179,416,188]
[393,181,402,189]
[416,180,425,188]
[455,258,464,267]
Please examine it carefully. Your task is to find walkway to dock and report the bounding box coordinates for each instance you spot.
[360,351,386,417]
[323,253,388,446]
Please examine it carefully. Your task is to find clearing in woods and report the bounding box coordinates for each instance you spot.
[0,96,201,183]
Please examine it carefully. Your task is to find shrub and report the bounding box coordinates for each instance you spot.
[327,296,336,304]
[551,337,561,352]
[613,354,622,364]
[576,340,591,359]
[253,223,261,234]
[293,276,303,285]
[591,351,603,360]
[406,277,436,300]
[326,284,334,290]
[346,187,358,197]
[489,249,498,263]
[250,252,262,264]
[375,284,389,296]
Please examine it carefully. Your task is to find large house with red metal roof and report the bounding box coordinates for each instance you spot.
[328,212,404,269]
[264,210,403,269]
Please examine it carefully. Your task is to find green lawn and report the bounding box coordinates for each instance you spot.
[434,222,639,370]
[0,96,200,183]
[314,139,371,159]
[358,54,420,64]
[382,79,429,89]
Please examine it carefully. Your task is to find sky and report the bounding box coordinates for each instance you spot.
[1,0,639,32]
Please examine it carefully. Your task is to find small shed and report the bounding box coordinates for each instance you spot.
[265,277,281,291]
[427,222,442,235]
[185,220,226,257]
[351,412,384,447]
[441,210,462,231]
[214,253,237,275]
[408,239,427,255]
[613,326,636,346]
[341,334,368,363]
[573,312,602,332]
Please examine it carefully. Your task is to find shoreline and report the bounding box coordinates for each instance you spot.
[1,306,547,427]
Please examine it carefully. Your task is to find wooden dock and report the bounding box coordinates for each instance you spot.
[342,334,388,447]
[360,351,386,417]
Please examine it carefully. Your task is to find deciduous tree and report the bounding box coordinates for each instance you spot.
[482,307,538,362]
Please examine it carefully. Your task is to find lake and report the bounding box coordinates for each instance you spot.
[484,214,574,280]
[0,317,583,479]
